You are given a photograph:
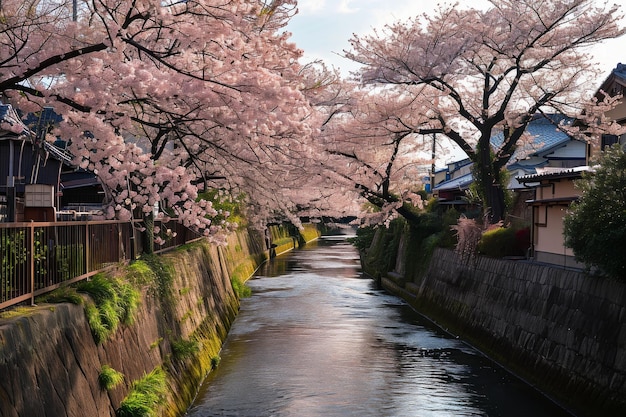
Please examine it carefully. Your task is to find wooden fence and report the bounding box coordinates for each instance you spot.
[0,220,201,311]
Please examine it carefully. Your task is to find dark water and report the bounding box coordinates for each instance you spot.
[186,236,572,417]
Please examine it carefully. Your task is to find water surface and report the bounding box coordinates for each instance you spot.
[187,236,572,417]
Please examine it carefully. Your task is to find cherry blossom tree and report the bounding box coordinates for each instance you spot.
[319,86,434,226]
[291,58,448,227]
[344,0,625,223]
[0,0,318,243]
[282,61,366,222]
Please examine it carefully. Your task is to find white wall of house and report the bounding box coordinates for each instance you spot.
[530,176,585,269]
[535,178,578,200]
[534,205,573,257]
[547,141,587,163]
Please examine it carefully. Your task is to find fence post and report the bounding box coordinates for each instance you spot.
[119,225,123,261]
[85,223,90,273]
[30,222,35,306]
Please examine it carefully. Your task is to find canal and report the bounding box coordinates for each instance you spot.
[186,236,572,417]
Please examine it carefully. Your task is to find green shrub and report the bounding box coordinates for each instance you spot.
[98,299,121,332]
[125,261,157,286]
[99,365,124,391]
[404,223,447,280]
[77,274,116,304]
[1,230,27,282]
[348,226,377,251]
[438,209,461,248]
[564,144,626,279]
[84,302,109,344]
[55,244,84,280]
[140,254,175,304]
[117,283,141,325]
[477,227,517,258]
[117,367,167,417]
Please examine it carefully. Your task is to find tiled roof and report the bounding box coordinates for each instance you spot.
[44,141,73,165]
[490,114,575,163]
[613,63,626,84]
[433,171,473,191]
[435,114,578,191]
[1,103,73,164]
[516,166,591,183]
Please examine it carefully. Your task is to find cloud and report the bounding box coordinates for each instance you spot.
[338,0,359,14]
[297,0,327,14]
[297,0,363,15]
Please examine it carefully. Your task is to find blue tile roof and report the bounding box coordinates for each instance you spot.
[490,114,575,163]
[614,63,626,83]
[435,114,578,191]
[433,171,474,191]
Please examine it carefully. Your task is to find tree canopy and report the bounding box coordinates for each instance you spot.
[343,0,625,223]
[0,0,323,241]
[564,144,626,280]
[2,0,626,238]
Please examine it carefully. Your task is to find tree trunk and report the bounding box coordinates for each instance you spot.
[142,212,155,255]
[475,138,506,224]
[484,181,505,223]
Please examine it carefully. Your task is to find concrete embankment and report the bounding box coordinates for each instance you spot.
[0,224,320,417]
[379,246,626,417]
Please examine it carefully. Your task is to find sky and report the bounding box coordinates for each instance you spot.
[285,0,626,79]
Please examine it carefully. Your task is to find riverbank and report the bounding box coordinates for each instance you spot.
[362,225,626,417]
[0,224,320,417]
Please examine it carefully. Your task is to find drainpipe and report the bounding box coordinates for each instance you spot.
[520,181,535,261]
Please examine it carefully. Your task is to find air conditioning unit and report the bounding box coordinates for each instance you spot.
[25,184,54,207]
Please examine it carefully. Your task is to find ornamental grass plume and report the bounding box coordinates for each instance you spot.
[450,215,483,264]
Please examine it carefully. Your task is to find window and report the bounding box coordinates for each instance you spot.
[601,134,619,150]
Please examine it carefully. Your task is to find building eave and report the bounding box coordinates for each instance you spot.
[517,166,591,183]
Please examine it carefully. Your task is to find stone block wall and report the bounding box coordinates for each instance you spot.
[0,230,253,417]
[391,248,626,417]
[0,224,319,417]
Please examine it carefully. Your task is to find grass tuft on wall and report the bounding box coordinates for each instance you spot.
[99,365,124,391]
[117,367,167,417]
[77,273,141,344]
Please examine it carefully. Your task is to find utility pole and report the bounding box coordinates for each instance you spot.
[430,133,436,194]
[73,0,77,21]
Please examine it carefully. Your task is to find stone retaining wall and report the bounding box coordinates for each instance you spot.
[0,226,277,417]
[0,224,320,417]
[383,247,626,417]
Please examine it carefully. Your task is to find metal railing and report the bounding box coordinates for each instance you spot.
[0,219,202,311]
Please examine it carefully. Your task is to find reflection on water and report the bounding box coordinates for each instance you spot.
[187,236,572,417]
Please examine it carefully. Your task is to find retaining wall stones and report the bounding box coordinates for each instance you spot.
[0,227,268,417]
[383,247,626,417]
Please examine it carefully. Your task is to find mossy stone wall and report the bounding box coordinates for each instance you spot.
[368,224,626,417]
[0,228,262,417]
